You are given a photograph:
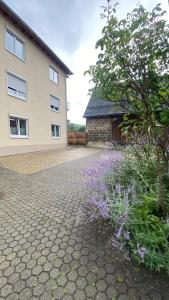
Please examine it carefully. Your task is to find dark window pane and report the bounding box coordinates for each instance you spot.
[51,125,55,137]
[55,125,60,137]
[19,119,27,135]
[10,118,18,135]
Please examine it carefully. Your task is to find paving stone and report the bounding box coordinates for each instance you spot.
[0,277,7,288]
[8,273,19,285]
[4,266,14,277]
[0,260,10,270]
[85,285,97,298]
[13,280,25,293]
[96,279,107,292]
[57,274,67,286]
[26,276,38,288]
[6,293,19,300]
[96,292,108,300]
[76,277,87,289]
[106,285,118,298]
[68,270,78,281]
[15,262,26,273]
[38,272,49,284]
[21,269,31,280]
[1,284,13,297]
[20,288,32,299]
[50,268,60,279]
[74,290,86,300]
[33,284,45,296]
[0,149,168,300]
[64,281,76,294]
[43,261,53,272]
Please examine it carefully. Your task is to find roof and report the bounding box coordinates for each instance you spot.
[0,0,73,76]
[83,95,128,118]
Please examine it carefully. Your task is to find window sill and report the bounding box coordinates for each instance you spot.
[6,48,25,62]
[51,137,61,139]
[8,93,27,101]
[10,135,29,139]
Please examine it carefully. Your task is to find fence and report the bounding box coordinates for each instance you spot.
[68,131,87,145]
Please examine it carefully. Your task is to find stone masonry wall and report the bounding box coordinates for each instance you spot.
[86,118,112,144]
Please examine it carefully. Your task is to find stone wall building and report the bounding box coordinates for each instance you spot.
[84,96,128,147]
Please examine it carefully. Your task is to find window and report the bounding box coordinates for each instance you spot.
[51,124,60,138]
[6,30,25,60]
[7,73,27,100]
[9,116,28,137]
[49,66,58,83]
[50,95,60,112]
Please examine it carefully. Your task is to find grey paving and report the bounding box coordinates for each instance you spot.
[0,150,169,299]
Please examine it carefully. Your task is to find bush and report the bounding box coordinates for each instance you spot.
[106,146,169,274]
[81,146,169,274]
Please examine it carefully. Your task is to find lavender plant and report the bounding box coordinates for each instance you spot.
[81,152,122,223]
[81,147,169,274]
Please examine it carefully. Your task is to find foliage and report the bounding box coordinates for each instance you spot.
[106,147,169,274]
[83,1,169,274]
[86,1,169,212]
[68,122,86,132]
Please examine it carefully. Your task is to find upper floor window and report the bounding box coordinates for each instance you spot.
[6,30,25,60]
[50,95,60,112]
[49,66,58,83]
[7,73,27,100]
[9,116,28,138]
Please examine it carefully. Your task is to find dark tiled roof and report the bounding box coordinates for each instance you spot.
[0,0,72,76]
[83,95,128,118]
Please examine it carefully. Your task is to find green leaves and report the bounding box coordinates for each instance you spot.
[86,1,169,112]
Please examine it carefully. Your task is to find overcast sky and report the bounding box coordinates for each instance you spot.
[3,0,169,124]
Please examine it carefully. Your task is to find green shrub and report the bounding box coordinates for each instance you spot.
[106,146,169,274]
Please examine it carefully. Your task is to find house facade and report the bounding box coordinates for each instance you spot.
[84,95,128,147]
[0,1,72,156]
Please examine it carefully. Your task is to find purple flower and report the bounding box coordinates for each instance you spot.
[81,195,109,222]
[81,152,123,223]
[86,178,107,193]
[115,183,121,193]
[123,231,130,241]
[137,244,148,262]
[115,224,123,239]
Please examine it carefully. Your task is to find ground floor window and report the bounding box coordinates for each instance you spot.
[9,116,28,138]
[51,124,60,138]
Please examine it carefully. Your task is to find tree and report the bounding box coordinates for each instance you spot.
[86,1,169,213]
[68,123,86,132]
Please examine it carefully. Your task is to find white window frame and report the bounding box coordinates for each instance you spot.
[7,72,27,101]
[49,66,58,84]
[5,29,25,61]
[50,95,60,112]
[51,124,60,139]
[9,115,29,139]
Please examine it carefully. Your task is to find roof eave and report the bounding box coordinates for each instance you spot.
[83,112,126,118]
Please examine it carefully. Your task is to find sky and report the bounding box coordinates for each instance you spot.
[3,0,169,124]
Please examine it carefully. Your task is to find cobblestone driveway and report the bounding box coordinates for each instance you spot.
[0,147,99,174]
[0,150,169,300]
